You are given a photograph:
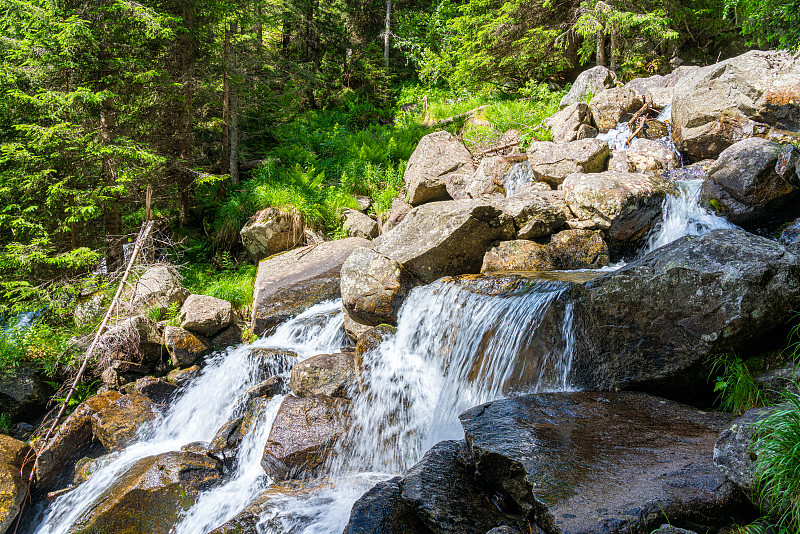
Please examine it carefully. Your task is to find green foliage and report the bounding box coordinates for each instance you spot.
[0,412,11,434]
[729,0,800,50]
[709,353,765,415]
[182,263,257,311]
[0,321,72,376]
[50,379,100,408]
[752,390,800,531]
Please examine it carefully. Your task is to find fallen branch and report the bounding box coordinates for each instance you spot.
[626,116,647,147]
[627,96,651,128]
[429,104,489,127]
[478,140,521,156]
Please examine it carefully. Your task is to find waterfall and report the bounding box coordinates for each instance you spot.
[642,179,736,256]
[33,277,576,534]
[31,300,346,534]
[503,161,534,196]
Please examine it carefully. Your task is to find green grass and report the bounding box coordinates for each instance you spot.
[709,353,766,415]
[752,390,800,531]
[0,412,12,434]
[182,263,257,312]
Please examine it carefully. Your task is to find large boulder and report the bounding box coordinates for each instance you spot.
[344,441,529,534]
[525,139,610,187]
[559,66,618,109]
[35,391,121,490]
[481,230,608,272]
[609,138,680,175]
[240,207,305,262]
[460,391,748,534]
[178,294,233,337]
[403,131,476,206]
[129,265,189,312]
[0,362,51,421]
[340,247,421,327]
[289,352,358,398]
[494,191,571,239]
[562,171,675,243]
[163,325,210,368]
[589,87,644,132]
[68,451,222,534]
[90,391,160,451]
[672,50,800,160]
[0,435,31,534]
[463,156,514,199]
[382,198,413,233]
[571,229,800,397]
[700,138,796,225]
[251,237,370,335]
[544,103,596,144]
[375,200,515,283]
[261,394,350,481]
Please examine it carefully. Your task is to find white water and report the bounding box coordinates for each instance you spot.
[503,161,535,196]
[642,179,736,255]
[32,300,346,534]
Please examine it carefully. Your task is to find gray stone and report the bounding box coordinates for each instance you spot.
[129,265,189,312]
[700,137,795,224]
[481,230,608,272]
[240,207,305,262]
[343,209,380,239]
[525,139,610,187]
[494,190,570,239]
[178,294,233,337]
[251,237,369,335]
[589,87,644,133]
[382,197,413,233]
[559,66,618,109]
[290,352,357,398]
[0,362,50,421]
[403,131,475,206]
[713,407,771,507]
[544,103,594,144]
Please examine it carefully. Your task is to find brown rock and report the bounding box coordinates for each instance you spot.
[261,394,350,481]
[165,365,201,386]
[164,325,210,367]
[290,353,357,398]
[90,392,160,451]
[481,230,608,272]
[0,435,31,534]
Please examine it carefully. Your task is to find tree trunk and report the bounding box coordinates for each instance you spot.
[255,1,263,55]
[596,29,606,67]
[281,8,291,57]
[229,22,239,186]
[177,6,195,227]
[383,0,391,69]
[101,96,124,271]
[609,26,617,73]
[221,24,230,174]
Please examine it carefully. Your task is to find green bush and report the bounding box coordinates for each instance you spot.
[182,263,257,311]
[709,353,765,415]
[752,390,800,531]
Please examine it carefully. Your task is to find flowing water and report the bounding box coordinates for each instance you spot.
[32,276,576,534]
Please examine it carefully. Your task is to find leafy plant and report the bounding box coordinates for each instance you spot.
[0,412,12,434]
[752,390,800,531]
[709,353,765,415]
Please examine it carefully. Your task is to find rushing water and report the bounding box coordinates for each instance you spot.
[642,179,736,255]
[32,276,576,534]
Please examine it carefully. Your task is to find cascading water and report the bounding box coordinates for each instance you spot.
[31,300,346,534]
[642,179,736,255]
[502,160,535,197]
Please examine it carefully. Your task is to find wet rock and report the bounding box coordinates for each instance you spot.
[35,391,121,490]
[96,315,164,372]
[776,143,800,185]
[460,391,748,534]
[90,391,160,451]
[163,325,210,367]
[179,294,233,337]
[132,377,178,406]
[672,50,800,160]
[375,199,515,284]
[755,364,800,401]
[382,197,413,233]
[661,160,714,181]
[340,246,421,327]
[589,87,644,133]
[208,417,244,459]
[544,103,595,144]
[129,265,189,312]
[464,156,515,198]
[73,452,121,485]
[355,324,396,366]
[68,451,222,534]
[240,207,305,262]
[242,375,287,405]
[494,191,570,239]
[165,365,200,386]
[641,118,669,140]
[700,138,795,225]
[261,394,350,481]
[713,407,771,511]
[559,66,617,109]
[248,348,298,378]
[403,131,475,205]
[344,477,429,534]
[525,139,609,187]
[251,237,369,335]
[562,171,675,243]
[482,230,608,272]
[652,526,698,534]
[211,321,246,350]
[344,312,372,341]
[572,229,800,397]
[0,362,51,421]
[0,435,31,534]
[343,209,380,240]
[290,353,357,398]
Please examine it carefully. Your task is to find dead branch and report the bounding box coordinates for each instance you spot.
[428,105,489,127]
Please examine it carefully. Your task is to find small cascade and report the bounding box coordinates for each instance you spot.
[642,179,736,255]
[32,300,346,534]
[503,161,535,196]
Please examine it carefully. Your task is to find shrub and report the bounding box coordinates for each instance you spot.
[709,353,765,415]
